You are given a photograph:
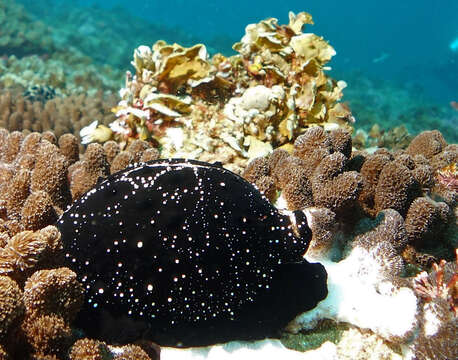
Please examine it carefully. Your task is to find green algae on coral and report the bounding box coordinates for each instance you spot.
[281,320,348,352]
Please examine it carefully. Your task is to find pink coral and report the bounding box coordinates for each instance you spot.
[413,251,457,316]
[436,162,457,193]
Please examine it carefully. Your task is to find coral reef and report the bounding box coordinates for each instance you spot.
[0,128,455,357]
[0,1,456,356]
[409,254,457,360]
[82,12,354,173]
[0,128,162,358]
[0,90,117,144]
[0,53,122,95]
[19,0,203,70]
[356,132,457,265]
[0,130,72,236]
[339,70,458,144]
[0,0,53,58]
[352,124,413,151]
[244,129,457,268]
[243,127,362,221]
[0,0,123,98]
[68,139,159,199]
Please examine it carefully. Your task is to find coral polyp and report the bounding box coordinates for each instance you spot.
[413,250,458,316]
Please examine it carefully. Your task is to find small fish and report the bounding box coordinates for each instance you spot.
[372,52,390,64]
[57,159,327,346]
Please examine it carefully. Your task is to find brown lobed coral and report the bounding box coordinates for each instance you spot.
[0,130,73,237]
[243,127,363,221]
[357,131,457,265]
[0,126,164,358]
[243,128,457,267]
[69,339,159,360]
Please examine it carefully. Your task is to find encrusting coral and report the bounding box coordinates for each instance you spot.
[81,12,354,173]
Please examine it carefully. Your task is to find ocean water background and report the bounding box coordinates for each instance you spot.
[12,0,458,139]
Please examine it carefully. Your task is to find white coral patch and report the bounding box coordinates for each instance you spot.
[116,106,150,120]
[80,120,98,144]
[109,120,130,136]
[165,127,185,151]
[291,246,418,340]
[161,339,338,360]
[223,85,285,124]
[422,303,441,336]
[147,102,182,117]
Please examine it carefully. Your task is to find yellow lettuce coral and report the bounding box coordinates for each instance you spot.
[82,11,354,173]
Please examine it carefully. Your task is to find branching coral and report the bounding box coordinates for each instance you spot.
[0,3,456,356]
[0,226,62,282]
[21,314,73,357]
[0,127,166,357]
[0,131,73,238]
[68,143,110,200]
[405,197,451,249]
[354,131,457,265]
[69,338,111,360]
[23,267,84,322]
[413,256,457,316]
[0,90,118,143]
[436,162,457,193]
[373,161,421,217]
[406,130,448,160]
